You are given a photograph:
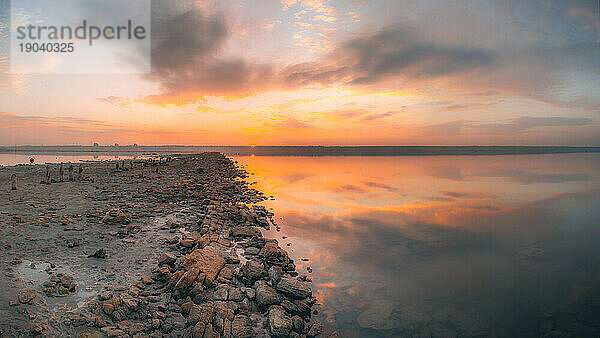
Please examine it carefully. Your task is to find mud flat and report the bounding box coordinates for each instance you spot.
[0,153,327,337]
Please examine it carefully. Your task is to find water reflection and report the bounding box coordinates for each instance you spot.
[236,154,600,337]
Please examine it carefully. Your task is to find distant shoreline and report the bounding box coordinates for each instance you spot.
[1,145,600,156]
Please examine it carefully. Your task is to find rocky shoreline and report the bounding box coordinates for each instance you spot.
[0,153,328,337]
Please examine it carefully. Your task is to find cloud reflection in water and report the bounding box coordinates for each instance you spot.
[237,154,600,337]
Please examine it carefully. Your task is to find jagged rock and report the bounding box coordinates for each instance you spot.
[228,287,245,302]
[102,208,131,225]
[180,238,197,248]
[295,299,312,316]
[231,226,262,238]
[158,252,177,265]
[153,265,172,282]
[275,277,312,299]
[256,282,282,309]
[268,305,293,337]
[244,236,266,248]
[268,266,283,285]
[231,314,253,338]
[240,260,266,285]
[307,320,324,337]
[101,326,125,337]
[43,273,78,296]
[214,285,229,301]
[102,302,114,315]
[292,315,305,333]
[174,266,200,293]
[260,241,294,270]
[244,247,260,255]
[188,304,214,327]
[184,248,226,284]
[281,300,300,315]
[98,291,113,301]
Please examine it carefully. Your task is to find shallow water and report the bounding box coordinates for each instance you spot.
[235,154,600,337]
[0,153,143,166]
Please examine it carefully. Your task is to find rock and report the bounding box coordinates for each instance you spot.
[292,315,305,333]
[158,252,177,265]
[268,305,293,337]
[228,288,245,302]
[18,289,36,304]
[244,236,266,248]
[244,247,260,255]
[268,266,283,285]
[256,282,282,309]
[153,265,172,282]
[214,285,229,301]
[281,300,300,315]
[166,219,179,229]
[174,266,200,293]
[232,226,262,238]
[275,277,312,299]
[219,267,234,280]
[260,241,294,269]
[307,320,324,337]
[231,314,253,338]
[184,248,226,284]
[179,238,196,248]
[295,299,312,316]
[101,326,125,337]
[102,208,131,225]
[246,288,256,299]
[240,260,266,285]
[188,304,214,327]
[102,302,115,315]
[89,248,107,258]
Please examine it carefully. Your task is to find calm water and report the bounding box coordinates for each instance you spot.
[0,153,144,166]
[235,154,600,337]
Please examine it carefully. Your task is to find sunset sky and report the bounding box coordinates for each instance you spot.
[0,0,599,146]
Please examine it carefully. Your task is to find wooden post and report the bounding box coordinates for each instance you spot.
[11,174,17,190]
[78,166,83,180]
[46,165,51,184]
[115,161,119,170]
[68,165,74,181]
[59,163,64,182]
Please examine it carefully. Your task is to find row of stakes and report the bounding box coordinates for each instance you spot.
[9,157,173,190]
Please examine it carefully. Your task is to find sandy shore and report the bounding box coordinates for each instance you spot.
[0,153,326,337]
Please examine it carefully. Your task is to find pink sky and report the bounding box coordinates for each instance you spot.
[0,0,599,146]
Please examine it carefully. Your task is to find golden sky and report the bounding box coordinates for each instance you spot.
[0,0,599,146]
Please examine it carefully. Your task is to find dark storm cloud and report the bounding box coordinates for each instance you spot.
[141,0,599,112]
[282,27,493,87]
[145,1,273,102]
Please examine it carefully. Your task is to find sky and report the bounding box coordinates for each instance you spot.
[0,0,599,146]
